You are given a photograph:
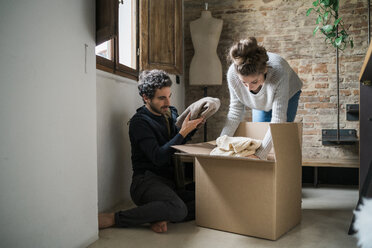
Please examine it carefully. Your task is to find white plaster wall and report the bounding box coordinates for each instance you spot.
[96,71,185,212]
[0,1,98,247]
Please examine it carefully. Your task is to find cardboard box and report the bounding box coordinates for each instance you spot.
[173,122,302,240]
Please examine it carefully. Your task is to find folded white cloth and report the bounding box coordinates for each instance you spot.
[176,97,220,128]
[210,135,262,157]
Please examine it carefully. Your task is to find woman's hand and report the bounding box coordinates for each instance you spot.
[179,113,204,138]
[267,154,275,161]
[247,154,259,159]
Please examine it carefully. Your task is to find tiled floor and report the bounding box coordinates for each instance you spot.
[89,187,359,248]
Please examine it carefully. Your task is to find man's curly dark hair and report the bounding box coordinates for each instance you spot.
[138,70,172,103]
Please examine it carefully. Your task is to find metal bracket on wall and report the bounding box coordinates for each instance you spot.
[322,129,358,145]
[346,104,359,121]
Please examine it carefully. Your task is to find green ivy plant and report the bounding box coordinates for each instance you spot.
[307,0,353,50]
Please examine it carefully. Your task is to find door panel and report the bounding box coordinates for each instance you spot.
[359,83,372,197]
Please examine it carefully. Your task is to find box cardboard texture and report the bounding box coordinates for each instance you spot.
[172,122,302,240]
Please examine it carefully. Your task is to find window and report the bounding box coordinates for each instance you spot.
[95,40,113,60]
[118,0,137,69]
[96,0,139,80]
[96,0,183,80]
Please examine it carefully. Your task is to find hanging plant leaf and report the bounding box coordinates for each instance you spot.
[324,11,330,21]
[321,0,330,6]
[335,36,343,46]
[322,24,334,33]
[306,0,353,50]
[316,15,322,24]
[333,0,339,12]
[327,32,336,38]
[307,8,314,16]
[334,17,342,26]
[313,26,320,35]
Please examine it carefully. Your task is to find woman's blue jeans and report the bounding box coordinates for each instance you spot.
[252,90,302,122]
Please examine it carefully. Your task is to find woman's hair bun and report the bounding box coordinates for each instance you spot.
[229,37,268,75]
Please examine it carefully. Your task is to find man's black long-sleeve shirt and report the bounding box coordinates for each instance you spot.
[129,106,192,179]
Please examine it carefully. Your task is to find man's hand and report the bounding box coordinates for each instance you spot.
[196,118,207,129]
[179,113,204,138]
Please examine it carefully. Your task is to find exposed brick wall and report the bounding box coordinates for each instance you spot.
[184,0,369,159]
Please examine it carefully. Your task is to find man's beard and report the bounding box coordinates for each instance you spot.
[148,101,169,115]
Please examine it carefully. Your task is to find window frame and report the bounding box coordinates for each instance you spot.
[96,0,139,81]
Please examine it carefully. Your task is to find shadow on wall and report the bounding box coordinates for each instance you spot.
[96,74,143,212]
[106,112,131,208]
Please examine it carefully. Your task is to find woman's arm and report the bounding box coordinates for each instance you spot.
[220,67,246,137]
[255,72,290,159]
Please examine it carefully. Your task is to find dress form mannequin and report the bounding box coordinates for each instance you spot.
[189,7,223,86]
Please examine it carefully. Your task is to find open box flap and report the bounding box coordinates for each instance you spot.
[234,122,270,139]
[172,141,216,155]
[235,122,275,155]
[269,122,302,238]
[270,123,302,162]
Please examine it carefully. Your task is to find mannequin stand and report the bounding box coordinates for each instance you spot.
[203,86,208,142]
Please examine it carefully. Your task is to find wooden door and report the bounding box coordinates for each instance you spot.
[96,0,118,45]
[140,0,183,75]
[359,83,372,197]
[359,42,372,197]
